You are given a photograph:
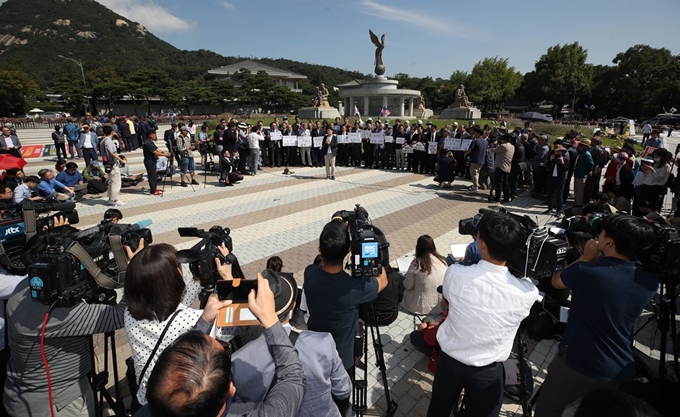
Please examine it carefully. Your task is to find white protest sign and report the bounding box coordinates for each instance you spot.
[402,145,414,154]
[444,138,458,150]
[428,142,438,154]
[413,142,425,152]
[282,135,297,147]
[313,136,324,148]
[270,130,282,141]
[395,136,405,145]
[370,132,385,145]
[337,134,348,144]
[297,136,312,147]
[361,130,371,139]
[384,136,394,144]
[348,132,362,143]
[461,139,472,150]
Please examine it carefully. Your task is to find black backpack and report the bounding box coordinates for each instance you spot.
[502,353,534,402]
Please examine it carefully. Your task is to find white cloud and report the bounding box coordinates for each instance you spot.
[220,1,235,9]
[359,0,471,38]
[97,0,195,33]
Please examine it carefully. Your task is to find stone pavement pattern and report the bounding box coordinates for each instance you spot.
[14,127,678,416]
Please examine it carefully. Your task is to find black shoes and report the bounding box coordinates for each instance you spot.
[181,182,188,187]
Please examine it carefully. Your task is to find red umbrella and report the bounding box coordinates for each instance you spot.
[0,154,27,170]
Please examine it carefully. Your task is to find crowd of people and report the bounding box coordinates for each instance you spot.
[0,112,676,417]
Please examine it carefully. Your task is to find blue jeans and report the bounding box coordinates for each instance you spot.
[180,157,195,174]
[427,352,503,417]
[249,148,260,175]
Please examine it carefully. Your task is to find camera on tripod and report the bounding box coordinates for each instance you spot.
[29,220,153,307]
[638,223,680,278]
[332,204,390,279]
[175,226,235,294]
[459,207,567,279]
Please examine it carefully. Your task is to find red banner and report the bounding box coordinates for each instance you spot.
[21,145,44,159]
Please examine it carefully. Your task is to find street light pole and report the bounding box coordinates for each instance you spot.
[57,54,86,87]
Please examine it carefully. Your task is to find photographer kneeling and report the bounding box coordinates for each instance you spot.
[535,215,658,417]
[427,211,538,417]
[3,219,138,417]
[124,243,234,409]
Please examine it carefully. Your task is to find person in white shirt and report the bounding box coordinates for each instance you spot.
[247,125,264,176]
[642,122,652,141]
[427,211,538,417]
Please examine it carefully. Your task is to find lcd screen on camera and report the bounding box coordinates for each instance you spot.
[361,242,379,258]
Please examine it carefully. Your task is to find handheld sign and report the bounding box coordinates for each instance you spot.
[282,135,297,147]
[313,136,324,148]
[297,136,312,147]
[402,145,414,154]
[348,132,362,143]
[337,134,348,144]
[428,141,438,154]
[395,136,405,145]
[370,132,385,145]
[413,142,425,152]
[270,130,282,141]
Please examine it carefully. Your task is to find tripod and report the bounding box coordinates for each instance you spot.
[89,332,125,417]
[633,274,679,380]
[352,302,398,417]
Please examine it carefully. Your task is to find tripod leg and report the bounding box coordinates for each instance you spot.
[366,304,398,417]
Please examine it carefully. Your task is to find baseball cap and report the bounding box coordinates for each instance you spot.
[90,161,100,167]
[417,120,423,125]
[180,126,189,132]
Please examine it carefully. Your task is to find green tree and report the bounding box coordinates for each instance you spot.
[130,69,172,115]
[0,70,38,116]
[593,45,680,118]
[449,70,469,86]
[92,80,129,116]
[531,42,593,116]
[208,79,236,112]
[179,80,216,115]
[465,57,522,111]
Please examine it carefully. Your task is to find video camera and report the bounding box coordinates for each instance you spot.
[459,207,567,279]
[0,200,80,274]
[638,223,680,278]
[175,226,235,295]
[332,204,390,279]
[28,219,153,307]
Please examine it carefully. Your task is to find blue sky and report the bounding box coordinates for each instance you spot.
[54,0,680,78]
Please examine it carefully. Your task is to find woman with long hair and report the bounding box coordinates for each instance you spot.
[123,243,235,408]
[402,235,448,315]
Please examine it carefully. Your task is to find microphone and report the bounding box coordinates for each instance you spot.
[134,219,152,229]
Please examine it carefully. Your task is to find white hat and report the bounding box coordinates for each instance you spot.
[367,117,373,121]
[417,120,423,125]
[238,122,247,129]
[453,122,459,126]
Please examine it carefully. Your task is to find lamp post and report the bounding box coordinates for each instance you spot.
[57,54,86,87]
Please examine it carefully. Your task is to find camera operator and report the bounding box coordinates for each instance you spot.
[534,215,659,417]
[303,220,388,378]
[124,243,235,408]
[145,272,305,417]
[427,211,538,417]
[3,220,140,417]
[176,126,199,187]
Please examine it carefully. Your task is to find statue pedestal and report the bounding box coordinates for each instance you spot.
[412,108,433,119]
[298,106,341,120]
[439,107,481,120]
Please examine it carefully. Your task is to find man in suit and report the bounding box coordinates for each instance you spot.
[230,269,352,417]
[219,149,244,186]
[322,127,338,180]
[77,122,99,166]
[0,126,21,158]
[424,123,439,175]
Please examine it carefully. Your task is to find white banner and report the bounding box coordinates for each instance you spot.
[413,142,425,152]
[313,136,324,148]
[395,136,405,145]
[402,145,414,154]
[384,135,394,144]
[361,130,371,139]
[282,135,297,147]
[461,139,472,150]
[337,134,348,144]
[270,130,282,141]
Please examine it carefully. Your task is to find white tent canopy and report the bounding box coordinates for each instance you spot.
[28,108,45,113]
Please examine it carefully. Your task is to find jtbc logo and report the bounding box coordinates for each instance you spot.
[4,227,22,236]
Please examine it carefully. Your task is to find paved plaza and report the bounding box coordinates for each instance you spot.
[14,127,679,416]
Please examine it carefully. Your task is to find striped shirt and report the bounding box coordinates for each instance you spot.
[4,279,126,416]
